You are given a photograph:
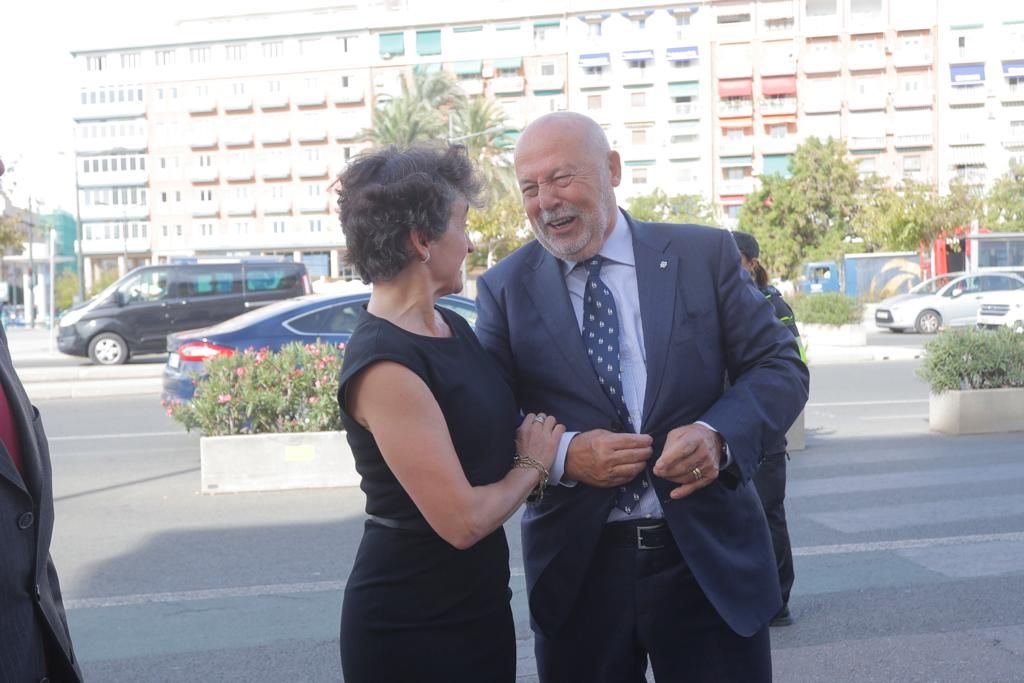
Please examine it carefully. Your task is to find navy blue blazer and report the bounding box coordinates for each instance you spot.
[0,327,83,682]
[476,214,809,638]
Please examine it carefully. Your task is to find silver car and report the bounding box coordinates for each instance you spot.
[874,272,1024,334]
[977,289,1024,334]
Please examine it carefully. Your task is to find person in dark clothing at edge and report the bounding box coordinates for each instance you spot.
[732,230,804,628]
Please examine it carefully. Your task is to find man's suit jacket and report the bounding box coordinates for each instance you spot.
[0,327,83,682]
[476,214,809,638]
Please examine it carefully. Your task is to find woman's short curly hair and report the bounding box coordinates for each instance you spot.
[337,145,481,283]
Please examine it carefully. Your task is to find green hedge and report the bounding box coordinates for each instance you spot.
[790,293,863,326]
[917,328,1024,393]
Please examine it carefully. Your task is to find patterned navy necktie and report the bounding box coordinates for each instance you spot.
[580,256,647,513]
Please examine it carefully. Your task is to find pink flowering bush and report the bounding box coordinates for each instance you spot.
[168,341,344,436]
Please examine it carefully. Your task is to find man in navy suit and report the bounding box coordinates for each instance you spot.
[0,157,83,682]
[476,113,808,682]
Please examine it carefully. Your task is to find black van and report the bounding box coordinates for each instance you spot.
[57,261,311,365]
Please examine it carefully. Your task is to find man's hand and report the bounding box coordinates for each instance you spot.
[652,424,722,501]
[565,430,653,488]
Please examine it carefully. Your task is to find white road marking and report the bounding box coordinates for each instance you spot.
[807,399,928,408]
[858,414,929,421]
[66,533,1024,610]
[49,431,188,442]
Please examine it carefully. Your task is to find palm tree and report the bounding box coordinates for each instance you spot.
[450,96,516,201]
[361,70,465,147]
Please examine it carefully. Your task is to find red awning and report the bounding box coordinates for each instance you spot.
[762,76,797,96]
[718,79,753,98]
[720,117,753,128]
[762,114,797,125]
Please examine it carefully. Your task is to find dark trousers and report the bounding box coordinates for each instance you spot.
[752,452,795,605]
[534,524,772,683]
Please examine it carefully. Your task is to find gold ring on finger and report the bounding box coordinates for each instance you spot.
[691,466,703,481]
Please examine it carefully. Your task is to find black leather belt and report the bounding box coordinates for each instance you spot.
[601,520,671,551]
[367,515,431,531]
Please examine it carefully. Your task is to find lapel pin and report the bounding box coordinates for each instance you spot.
[659,260,668,269]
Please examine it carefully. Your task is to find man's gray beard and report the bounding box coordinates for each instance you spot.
[532,206,608,262]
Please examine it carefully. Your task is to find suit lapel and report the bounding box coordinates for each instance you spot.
[630,219,679,426]
[523,248,619,421]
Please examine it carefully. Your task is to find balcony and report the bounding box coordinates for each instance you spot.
[949,46,987,65]
[1000,81,1024,102]
[460,79,484,96]
[79,204,149,221]
[188,132,218,149]
[1003,35,1024,61]
[578,71,612,89]
[223,94,253,113]
[848,135,886,150]
[222,129,255,147]
[298,197,329,213]
[717,60,753,79]
[333,122,363,141]
[719,138,754,156]
[760,136,799,155]
[718,100,753,117]
[532,74,566,91]
[224,199,256,216]
[77,169,148,188]
[75,135,148,154]
[332,86,365,105]
[622,104,656,123]
[761,97,797,115]
[622,144,657,162]
[260,163,291,180]
[803,95,842,113]
[191,202,219,218]
[847,50,887,72]
[189,167,219,183]
[295,90,327,108]
[949,85,987,105]
[894,133,933,148]
[719,177,756,195]
[671,101,701,118]
[225,165,255,182]
[949,144,986,165]
[893,49,933,69]
[667,141,704,158]
[847,91,888,111]
[75,99,146,121]
[259,127,290,145]
[492,76,525,95]
[948,130,986,146]
[893,90,934,108]
[257,93,290,110]
[803,16,842,38]
[848,12,886,33]
[760,57,797,77]
[801,52,841,74]
[296,127,329,144]
[187,96,217,115]
[621,69,655,87]
[296,162,329,179]
[261,199,292,216]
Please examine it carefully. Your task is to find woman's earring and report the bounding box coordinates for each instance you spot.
[421,251,431,264]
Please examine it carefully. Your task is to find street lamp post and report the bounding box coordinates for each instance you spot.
[26,196,36,328]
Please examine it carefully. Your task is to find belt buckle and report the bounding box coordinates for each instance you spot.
[635,523,665,551]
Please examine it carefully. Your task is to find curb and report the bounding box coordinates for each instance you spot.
[24,378,163,401]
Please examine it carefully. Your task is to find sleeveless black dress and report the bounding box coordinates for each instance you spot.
[336,306,520,682]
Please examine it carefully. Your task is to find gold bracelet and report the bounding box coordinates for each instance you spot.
[513,453,549,502]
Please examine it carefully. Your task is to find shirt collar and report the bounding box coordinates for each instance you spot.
[559,209,634,277]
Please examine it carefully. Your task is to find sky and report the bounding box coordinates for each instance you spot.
[0,1,265,213]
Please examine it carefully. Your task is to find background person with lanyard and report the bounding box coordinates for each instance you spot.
[732,229,803,627]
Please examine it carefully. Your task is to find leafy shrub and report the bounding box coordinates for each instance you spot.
[917,328,1024,393]
[168,341,344,436]
[790,293,863,326]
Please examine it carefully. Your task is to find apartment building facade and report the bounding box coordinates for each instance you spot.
[68,0,1023,281]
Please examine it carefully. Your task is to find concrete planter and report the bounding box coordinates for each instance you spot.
[929,387,1024,435]
[801,322,867,348]
[200,430,358,494]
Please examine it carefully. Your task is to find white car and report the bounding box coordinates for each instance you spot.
[874,272,1024,334]
[977,290,1024,334]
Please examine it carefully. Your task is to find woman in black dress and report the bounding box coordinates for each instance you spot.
[335,145,563,682]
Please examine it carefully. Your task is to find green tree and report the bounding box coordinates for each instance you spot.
[858,180,940,251]
[985,162,1024,232]
[54,270,80,312]
[88,269,119,298]
[361,70,465,147]
[467,193,530,269]
[626,189,717,226]
[0,214,24,251]
[451,96,516,201]
[738,137,866,279]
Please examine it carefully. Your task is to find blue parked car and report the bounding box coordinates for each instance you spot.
[162,292,477,403]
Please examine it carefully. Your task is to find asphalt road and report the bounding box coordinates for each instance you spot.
[36,360,1024,682]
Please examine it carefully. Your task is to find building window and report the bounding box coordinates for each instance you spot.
[857,157,877,175]
[587,22,603,38]
[765,17,795,32]
[231,82,247,95]
[587,94,602,110]
[534,22,559,41]
[120,52,140,69]
[806,0,837,17]
[415,30,442,57]
[308,218,324,232]
[154,49,174,67]
[190,47,211,64]
[902,155,922,174]
[630,91,646,107]
[300,38,322,56]
[631,128,648,145]
[768,124,789,138]
[86,55,106,71]
[262,41,283,58]
[631,168,648,185]
[541,62,556,77]
[226,44,247,61]
[725,167,745,180]
[272,220,287,234]
[718,13,751,25]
